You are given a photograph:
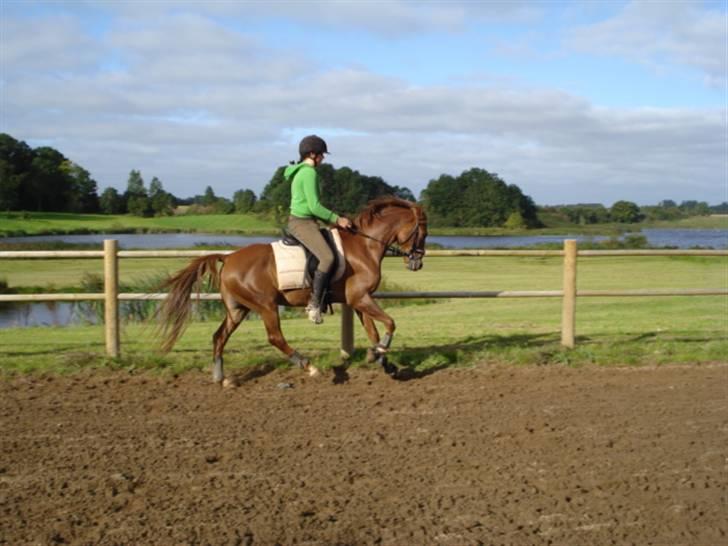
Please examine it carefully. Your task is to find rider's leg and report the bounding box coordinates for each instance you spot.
[287,217,335,324]
[307,266,332,324]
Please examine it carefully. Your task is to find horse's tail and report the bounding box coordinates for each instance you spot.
[157,254,225,353]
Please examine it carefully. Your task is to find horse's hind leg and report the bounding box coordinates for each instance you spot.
[212,304,249,383]
[260,305,319,376]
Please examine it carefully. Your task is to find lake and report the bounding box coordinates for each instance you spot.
[3,228,726,250]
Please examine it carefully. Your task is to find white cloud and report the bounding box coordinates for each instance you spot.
[97,0,541,37]
[567,0,727,87]
[1,3,724,206]
[0,13,103,75]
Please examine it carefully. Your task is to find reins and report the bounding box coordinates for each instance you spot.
[349,226,409,257]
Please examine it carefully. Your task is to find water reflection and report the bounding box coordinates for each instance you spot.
[0,301,99,328]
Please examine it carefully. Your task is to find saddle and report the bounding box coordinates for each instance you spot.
[271,228,346,291]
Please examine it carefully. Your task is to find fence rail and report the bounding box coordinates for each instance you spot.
[1,240,726,357]
[3,248,727,259]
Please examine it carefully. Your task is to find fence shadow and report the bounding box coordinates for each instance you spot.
[384,332,559,380]
[228,362,278,384]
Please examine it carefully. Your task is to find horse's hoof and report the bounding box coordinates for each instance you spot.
[378,355,399,378]
[222,377,238,389]
[366,347,377,363]
[305,364,321,378]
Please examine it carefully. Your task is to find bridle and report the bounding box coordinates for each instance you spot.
[350,208,426,265]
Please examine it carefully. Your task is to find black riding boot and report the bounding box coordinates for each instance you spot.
[306,269,330,324]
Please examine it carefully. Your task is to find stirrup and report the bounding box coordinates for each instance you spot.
[305,303,323,324]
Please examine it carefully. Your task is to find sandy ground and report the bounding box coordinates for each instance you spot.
[1,362,726,545]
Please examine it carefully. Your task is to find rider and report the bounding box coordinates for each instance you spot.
[284,135,353,324]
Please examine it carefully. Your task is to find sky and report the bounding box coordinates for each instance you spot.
[1,0,726,206]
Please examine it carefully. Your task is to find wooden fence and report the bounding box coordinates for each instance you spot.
[1,240,726,357]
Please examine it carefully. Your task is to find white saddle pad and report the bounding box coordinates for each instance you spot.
[271,229,346,291]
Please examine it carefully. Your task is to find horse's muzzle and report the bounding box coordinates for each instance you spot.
[406,257,423,271]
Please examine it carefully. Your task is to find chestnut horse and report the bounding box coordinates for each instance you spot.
[157,197,427,382]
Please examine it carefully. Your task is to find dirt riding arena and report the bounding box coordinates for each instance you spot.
[1,363,726,545]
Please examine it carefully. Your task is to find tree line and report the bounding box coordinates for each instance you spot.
[540,199,723,225]
[0,133,258,217]
[1,133,724,227]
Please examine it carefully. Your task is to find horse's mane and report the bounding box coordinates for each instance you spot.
[354,196,419,228]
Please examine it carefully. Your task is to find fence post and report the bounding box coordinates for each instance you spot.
[341,303,354,358]
[104,239,120,358]
[561,239,577,348]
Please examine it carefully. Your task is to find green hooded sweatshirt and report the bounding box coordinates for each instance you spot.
[284,163,339,223]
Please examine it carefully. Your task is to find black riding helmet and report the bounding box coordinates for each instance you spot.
[299,134,329,156]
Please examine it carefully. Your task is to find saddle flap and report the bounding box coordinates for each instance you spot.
[271,229,346,291]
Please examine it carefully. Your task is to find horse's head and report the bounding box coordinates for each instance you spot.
[355,197,428,271]
[395,204,427,271]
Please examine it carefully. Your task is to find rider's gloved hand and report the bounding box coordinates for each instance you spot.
[336,216,353,230]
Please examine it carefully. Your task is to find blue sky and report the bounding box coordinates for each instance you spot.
[1,0,726,206]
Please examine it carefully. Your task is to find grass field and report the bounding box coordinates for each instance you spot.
[1,255,725,374]
[646,215,728,229]
[0,211,278,236]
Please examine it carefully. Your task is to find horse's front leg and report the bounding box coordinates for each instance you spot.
[352,294,398,377]
[260,305,320,377]
[355,310,382,363]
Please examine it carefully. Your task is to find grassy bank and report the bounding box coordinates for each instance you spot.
[645,215,728,229]
[2,211,725,238]
[0,211,278,237]
[1,255,725,374]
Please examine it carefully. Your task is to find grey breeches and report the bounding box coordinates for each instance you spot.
[287,216,334,273]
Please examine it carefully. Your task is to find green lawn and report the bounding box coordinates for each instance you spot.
[1,255,725,375]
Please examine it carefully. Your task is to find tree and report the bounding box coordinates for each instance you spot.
[62,161,100,213]
[149,176,173,216]
[125,169,145,196]
[28,146,71,211]
[420,168,541,228]
[259,167,290,223]
[202,186,216,206]
[125,170,150,216]
[679,200,710,216]
[711,202,728,214]
[558,204,609,225]
[212,197,234,214]
[233,189,257,213]
[392,185,415,202]
[99,187,124,214]
[610,200,643,223]
[0,133,106,213]
[0,133,33,210]
[504,210,527,229]
[258,164,412,223]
